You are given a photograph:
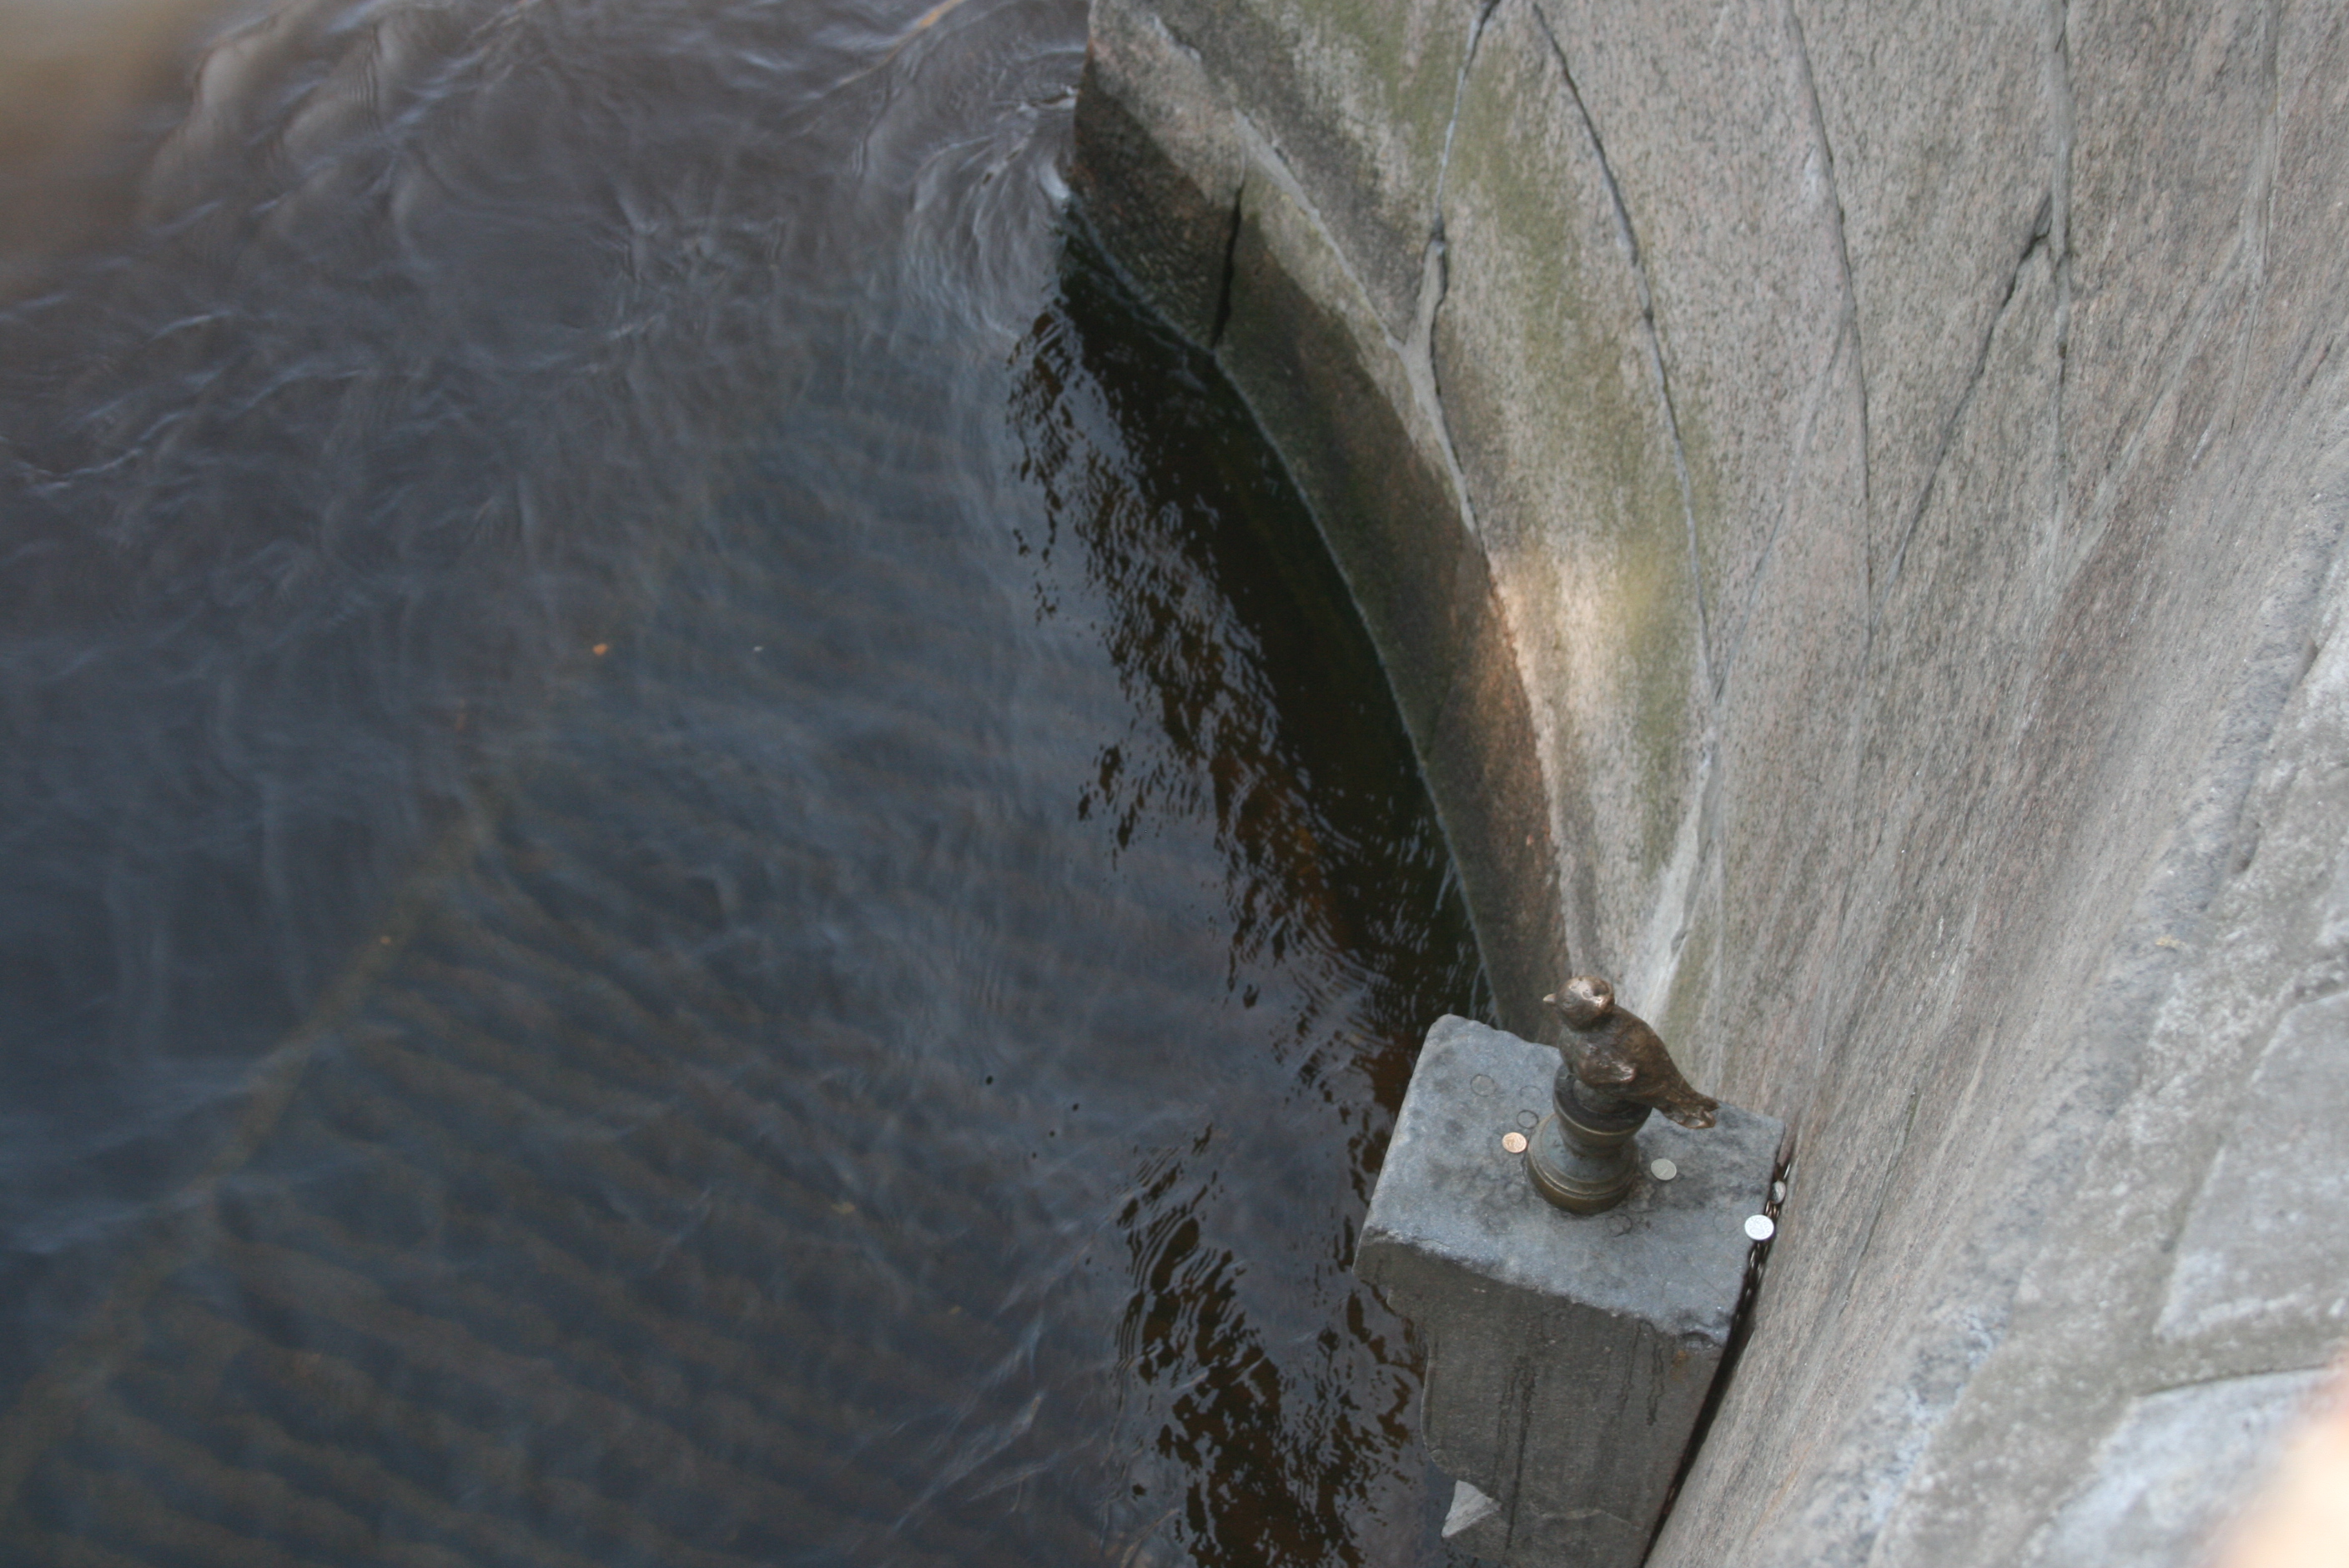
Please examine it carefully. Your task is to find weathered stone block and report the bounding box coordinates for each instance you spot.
[1359,1015,1780,1566]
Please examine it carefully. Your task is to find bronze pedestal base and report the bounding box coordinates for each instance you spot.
[1524,1080,1651,1214]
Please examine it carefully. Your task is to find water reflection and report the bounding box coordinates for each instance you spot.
[0,1,1484,1563]
[1014,259,1488,1565]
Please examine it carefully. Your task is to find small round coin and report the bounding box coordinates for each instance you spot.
[1650,1158,1677,1181]
[1501,1131,1529,1155]
[1744,1214,1777,1242]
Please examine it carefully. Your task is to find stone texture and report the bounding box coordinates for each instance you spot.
[1069,0,2349,1561]
[2157,994,2349,1347]
[2017,1369,2326,1568]
[1139,0,1476,340]
[1068,0,1245,349]
[1357,1016,1780,1567]
[1074,0,1574,1028]
[1436,0,1711,990]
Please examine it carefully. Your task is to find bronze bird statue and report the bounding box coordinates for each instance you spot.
[1543,975,1718,1129]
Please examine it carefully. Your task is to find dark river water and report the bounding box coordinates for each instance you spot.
[0,2,1487,1563]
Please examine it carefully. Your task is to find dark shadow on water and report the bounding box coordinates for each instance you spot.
[1014,245,1490,1567]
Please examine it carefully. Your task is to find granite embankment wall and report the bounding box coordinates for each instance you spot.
[1068,2,2349,1562]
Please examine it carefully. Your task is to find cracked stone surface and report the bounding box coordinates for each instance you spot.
[1073,0,2349,1562]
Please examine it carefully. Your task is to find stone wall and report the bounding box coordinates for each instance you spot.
[1067,1,2349,1561]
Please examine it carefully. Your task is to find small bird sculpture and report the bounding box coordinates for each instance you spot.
[1542,975,1718,1128]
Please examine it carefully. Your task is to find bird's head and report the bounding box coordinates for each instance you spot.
[1543,975,1616,1031]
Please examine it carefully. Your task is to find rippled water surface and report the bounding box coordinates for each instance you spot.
[0,2,1487,1562]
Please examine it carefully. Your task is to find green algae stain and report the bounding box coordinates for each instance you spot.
[1310,0,1476,157]
[1441,12,1703,882]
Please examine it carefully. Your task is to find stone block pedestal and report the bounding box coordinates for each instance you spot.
[1358,1017,1782,1565]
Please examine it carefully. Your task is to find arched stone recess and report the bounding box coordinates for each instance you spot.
[1069,0,1577,1033]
